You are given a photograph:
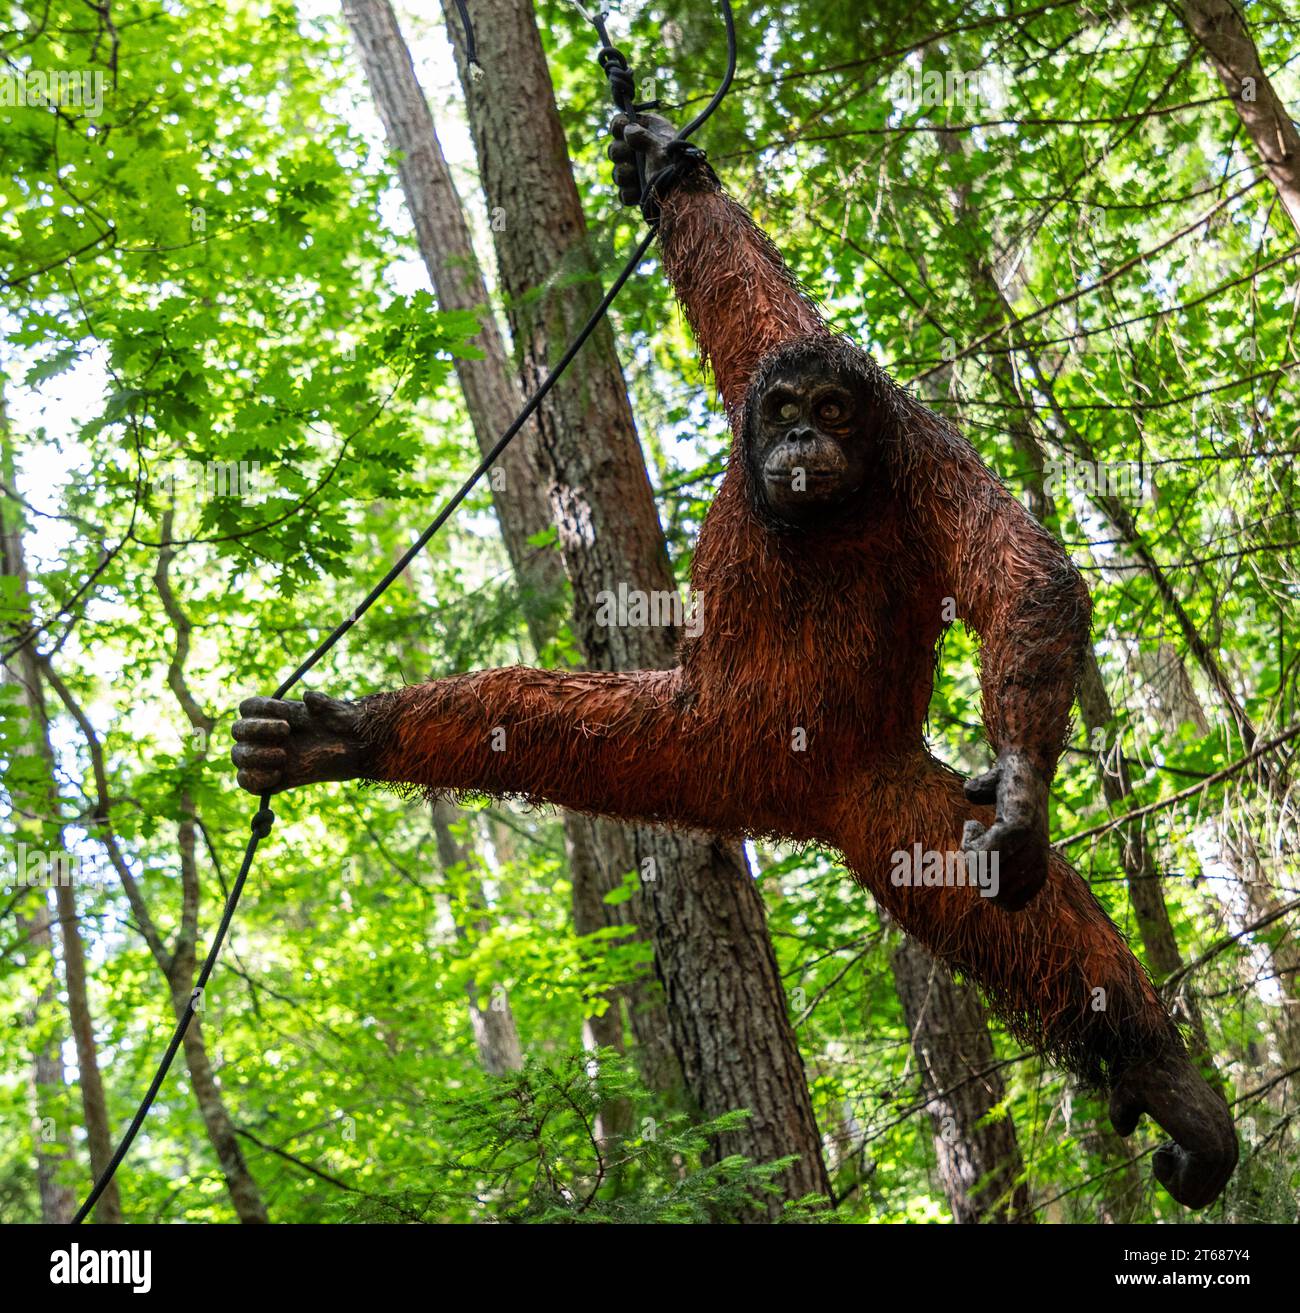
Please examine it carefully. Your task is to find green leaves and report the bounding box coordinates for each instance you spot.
[339,1051,830,1223]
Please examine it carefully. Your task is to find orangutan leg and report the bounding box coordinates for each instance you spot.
[832,760,1237,1209]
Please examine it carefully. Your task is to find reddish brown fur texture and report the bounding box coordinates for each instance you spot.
[362,167,1181,1084]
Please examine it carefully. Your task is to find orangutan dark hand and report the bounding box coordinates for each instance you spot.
[231,692,371,795]
[961,748,1050,911]
[1109,1049,1238,1208]
[608,110,678,205]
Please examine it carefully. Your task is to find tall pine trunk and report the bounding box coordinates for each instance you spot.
[431,800,526,1076]
[891,934,1032,1223]
[1179,0,1300,234]
[2,419,121,1223]
[341,0,674,1093]
[438,0,829,1211]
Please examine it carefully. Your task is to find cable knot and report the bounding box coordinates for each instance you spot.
[251,808,276,839]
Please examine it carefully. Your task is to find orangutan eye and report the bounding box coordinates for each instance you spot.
[817,400,844,423]
[779,401,799,421]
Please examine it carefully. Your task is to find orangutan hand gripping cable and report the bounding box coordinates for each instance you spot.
[232,108,1237,1209]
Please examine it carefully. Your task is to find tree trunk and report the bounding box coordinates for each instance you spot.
[565,812,681,1096]
[936,123,1214,1065]
[930,128,1149,1201]
[995,358,1211,1054]
[1076,1106,1144,1224]
[1129,643,1300,1077]
[440,0,829,1212]
[564,816,639,1143]
[52,882,123,1223]
[891,934,1032,1223]
[17,900,77,1223]
[888,153,1039,1210]
[165,969,270,1223]
[430,799,526,1076]
[341,0,564,626]
[154,525,270,1223]
[1,418,120,1222]
[341,0,678,1091]
[1179,0,1300,234]
[1015,335,1300,1065]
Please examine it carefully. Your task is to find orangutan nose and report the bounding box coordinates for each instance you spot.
[784,425,816,449]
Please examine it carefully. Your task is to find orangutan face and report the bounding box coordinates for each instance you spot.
[749,364,872,527]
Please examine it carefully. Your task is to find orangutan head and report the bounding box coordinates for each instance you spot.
[742,335,895,529]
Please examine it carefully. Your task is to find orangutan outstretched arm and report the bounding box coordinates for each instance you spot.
[610,113,828,420]
[899,408,1093,907]
[232,669,739,831]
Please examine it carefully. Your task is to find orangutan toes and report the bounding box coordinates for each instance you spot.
[1108,1050,1238,1209]
[231,691,370,795]
[1151,1138,1238,1210]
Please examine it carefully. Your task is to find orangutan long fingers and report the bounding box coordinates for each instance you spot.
[301,690,363,736]
[235,765,282,794]
[961,818,1035,858]
[961,818,988,849]
[231,717,290,743]
[238,696,309,728]
[231,743,286,772]
[622,122,650,150]
[1108,1083,1145,1137]
[963,767,1000,804]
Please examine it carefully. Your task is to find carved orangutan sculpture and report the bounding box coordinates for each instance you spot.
[232,110,1237,1208]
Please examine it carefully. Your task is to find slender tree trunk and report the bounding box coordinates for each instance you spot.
[566,816,632,1065]
[891,934,1032,1223]
[564,816,639,1144]
[993,357,1211,1056]
[976,227,1300,1083]
[880,150,1039,1211]
[162,961,268,1223]
[1076,1107,1144,1224]
[16,900,76,1223]
[431,800,526,1076]
[342,0,677,1089]
[1179,0,1300,234]
[341,0,563,621]
[1129,640,1300,1077]
[439,0,829,1212]
[930,128,1148,1207]
[565,812,680,1099]
[152,525,270,1223]
[1,420,120,1222]
[1024,338,1275,776]
[52,882,123,1223]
